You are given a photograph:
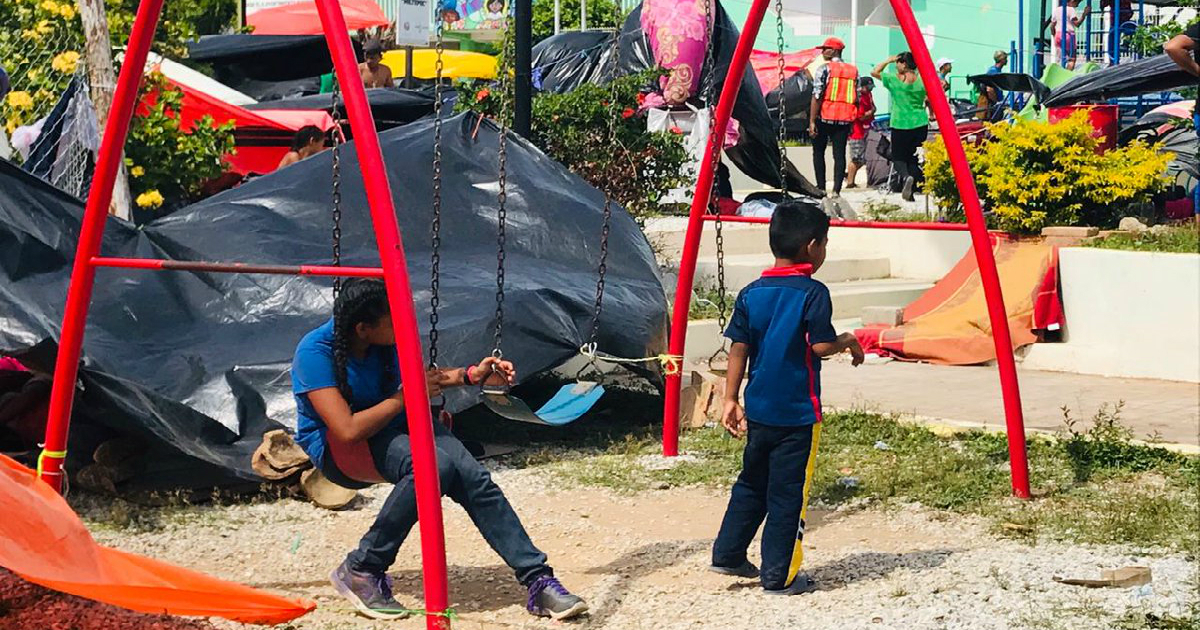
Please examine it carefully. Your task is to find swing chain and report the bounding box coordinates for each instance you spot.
[775,0,788,195]
[700,0,728,335]
[330,76,343,296]
[493,23,514,358]
[429,17,445,369]
[588,11,623,349]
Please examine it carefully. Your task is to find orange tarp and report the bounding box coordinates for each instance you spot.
[0,454,315,624]
[856,236,1061,365]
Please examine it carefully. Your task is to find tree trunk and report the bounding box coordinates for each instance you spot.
[77,0,131,220]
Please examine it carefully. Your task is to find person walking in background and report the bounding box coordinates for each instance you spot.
[935,58,954,94]
[844,77,875,190]
[1165,24,1200,227]
[1048,0,1089,69]
[872,52,928,202]
[979,50,1009,120]
[808,37,859,199]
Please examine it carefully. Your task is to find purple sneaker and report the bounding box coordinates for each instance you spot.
[526,575,588,620]
[330,560,410,620]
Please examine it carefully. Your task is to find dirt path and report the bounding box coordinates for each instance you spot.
[83,465,1195,630]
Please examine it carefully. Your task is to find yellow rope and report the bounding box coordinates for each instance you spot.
[578,344,683,375]
[36,448,68,479]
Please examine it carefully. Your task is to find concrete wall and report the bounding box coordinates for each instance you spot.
[827,225,970,280]
[1023,248,1200,383]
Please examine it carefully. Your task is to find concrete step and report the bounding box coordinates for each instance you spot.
[648,222,772,259]
[681,281,930,362]
[696,253,891,290]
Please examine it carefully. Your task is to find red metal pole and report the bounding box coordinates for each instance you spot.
[38,0,166,493]
[887,0,1030,498]
[312,1,451,626]
[701,215,973,231]
[90,257,387,277]
[661,0,773,457]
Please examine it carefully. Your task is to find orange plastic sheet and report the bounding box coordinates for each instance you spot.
[0,454,315,624]
[856,236,1062,365]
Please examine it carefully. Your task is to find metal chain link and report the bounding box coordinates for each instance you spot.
[493,23,514,358]
[700,0,728,336]
[330,77,343,297]
[775,0,788,196]
[587,9,624,349]
[429,17,446,369]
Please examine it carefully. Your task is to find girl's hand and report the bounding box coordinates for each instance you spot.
[470,357,517,387]
[425,368,445,399]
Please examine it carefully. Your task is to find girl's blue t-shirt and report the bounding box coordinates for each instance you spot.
[291,319,400,469]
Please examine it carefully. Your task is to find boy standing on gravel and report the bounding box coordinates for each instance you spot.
[709,201,864,594]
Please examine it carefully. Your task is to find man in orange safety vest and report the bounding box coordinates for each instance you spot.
[808,37,859,199]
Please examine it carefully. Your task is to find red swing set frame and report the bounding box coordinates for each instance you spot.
[36,0,1027,628]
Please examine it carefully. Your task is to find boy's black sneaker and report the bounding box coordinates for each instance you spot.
[526,575,588,620]
[330,560,410,620]
[709,560,760,579]
[764,573,818,595]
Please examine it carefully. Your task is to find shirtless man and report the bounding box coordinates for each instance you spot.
[358,41,394,88]
[278,126,326,169]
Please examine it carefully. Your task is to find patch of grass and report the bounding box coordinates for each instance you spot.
[1083,226,1199,253]
[532,405,1199,553]
[689,286,736,321]
[860,200,943,224]
[1116,610,1200,630]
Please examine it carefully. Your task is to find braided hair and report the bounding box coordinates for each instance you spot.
[332,278,396,402]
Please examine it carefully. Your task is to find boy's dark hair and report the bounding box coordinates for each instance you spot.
[291,125,325,151]
[332,278,396,400]
[896,51,916,68]
[769,201,830,260]
[363,39,383,58]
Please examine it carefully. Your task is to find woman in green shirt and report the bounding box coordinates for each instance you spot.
[872,51,929,201]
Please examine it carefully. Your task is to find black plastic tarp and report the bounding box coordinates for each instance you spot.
[245,87,437,130]
[0,112,667,489]
[765,70,814,125]
[968,72,1053,105]
[1043,55,1193,108]
[187,34,352,82]
[531,6,820,197]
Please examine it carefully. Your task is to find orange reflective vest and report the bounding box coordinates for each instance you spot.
[819,61,859,123]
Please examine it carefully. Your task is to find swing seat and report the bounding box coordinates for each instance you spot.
[481,382,605,426]
[326,438,387,488]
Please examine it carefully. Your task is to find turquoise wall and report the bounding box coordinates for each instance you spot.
[720,0,1044,114]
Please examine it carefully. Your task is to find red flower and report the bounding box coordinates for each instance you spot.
[621,108,635,119]
[636,92,646,105]
[669,126,683,134]
[475,88,490,102]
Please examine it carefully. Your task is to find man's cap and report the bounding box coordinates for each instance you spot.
[936,57,954,69]
[818,37,846,51]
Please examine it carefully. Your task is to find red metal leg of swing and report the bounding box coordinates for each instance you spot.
[661,0,773,457]
[887,0,1030,498]
[39,0,166,494]
[40,0,454,626]
[314,0,452,624]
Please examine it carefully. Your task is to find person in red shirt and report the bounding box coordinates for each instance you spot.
[844,77,876,190]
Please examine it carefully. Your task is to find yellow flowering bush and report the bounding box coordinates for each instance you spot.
[51,51,80,74]
[925,111,1171,234]
[6,91,34,109]
[129,165,145,177]
[136,189,164,209]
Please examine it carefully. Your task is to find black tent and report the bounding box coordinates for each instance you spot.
[0,113,667,489]
[1043,55,1192,107]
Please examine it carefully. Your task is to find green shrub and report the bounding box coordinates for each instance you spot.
[1083,226,1200,254]
[1060,402,1188,483]
[124,73,235,211]
[924,111,1171,234]
[458,68,689,218]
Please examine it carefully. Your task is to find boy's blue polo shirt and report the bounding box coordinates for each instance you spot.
[724,264,838,427]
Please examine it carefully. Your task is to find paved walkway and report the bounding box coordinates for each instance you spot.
[819,359,1200,448]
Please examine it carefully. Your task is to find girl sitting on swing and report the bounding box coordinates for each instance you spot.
[291,278,588,621]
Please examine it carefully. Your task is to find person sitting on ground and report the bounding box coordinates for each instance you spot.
[358,40,394,88]
[936,57,954,94]
[277,126,327,169]
[872,51,928,202]
[291,278,587,621]
[808,37,859,198]
[845,77,876,190]
[709,201,864,595]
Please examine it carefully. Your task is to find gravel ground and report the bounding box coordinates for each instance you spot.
[74,462,1197,630]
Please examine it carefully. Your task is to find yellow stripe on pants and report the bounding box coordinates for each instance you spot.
[785,422,822,587]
